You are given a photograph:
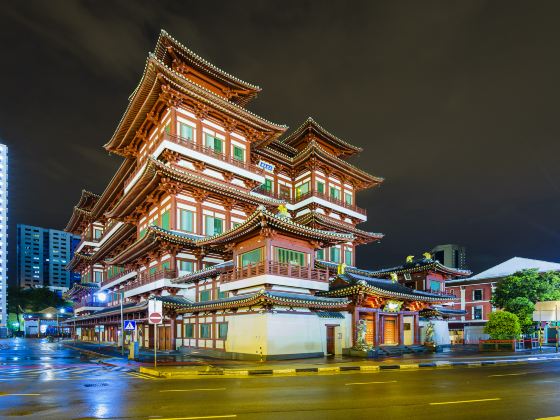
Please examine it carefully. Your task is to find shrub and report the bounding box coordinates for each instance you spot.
[483,311,521,340]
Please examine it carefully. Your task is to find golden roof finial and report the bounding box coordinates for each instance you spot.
[406,255,414,263]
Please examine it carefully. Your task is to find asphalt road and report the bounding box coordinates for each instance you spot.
[1,338,559,420]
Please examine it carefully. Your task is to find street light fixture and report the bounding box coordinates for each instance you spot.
[95,290,125,356]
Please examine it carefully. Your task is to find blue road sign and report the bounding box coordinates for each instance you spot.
[124,320,136,331]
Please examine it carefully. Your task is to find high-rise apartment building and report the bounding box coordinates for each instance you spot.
[0,144,7,329]
[17,224,81,293]
[432,244,467,269]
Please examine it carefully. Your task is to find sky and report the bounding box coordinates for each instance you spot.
[1,0,560,281]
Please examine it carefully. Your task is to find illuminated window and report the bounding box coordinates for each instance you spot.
[276,248,306,266]
[179,123,194,140]
[179,209,194,232]
[240,248,263,267]
[205,134,223,154]
[233,146,245,162]
[199,324,211,339]
[205,215,224,236]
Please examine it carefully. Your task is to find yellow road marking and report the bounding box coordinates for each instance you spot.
[345,380,397,385]
[535,417,560,419]
[156,416,237,420]
[127,372,158,380]
[489,373,528,377]
[0,393,41,396]
[430,398,501,405]
[159,388,226,392]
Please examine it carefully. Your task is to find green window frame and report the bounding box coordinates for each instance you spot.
[179,209,194,232]
[179,260,194,273]
[344,192,352,205]
[205,215,224,236]
[240,248,263,267]
[276,248,306,266]
[185,323,194,338]
[93,228,103,239]
[200,324,211,339]
[263,178,273,192]
[344,249,353,265]
[316,181,325,194]
[179,123,194,140]
[330,247,341,263]
[162,261,171,271]
[233,145,245,162]
[330,186,340,200]
[164,123,171,134]
[218,288,227,299]
[430,280,441,291]
[199,290,211,302]
[94,271,103,282]
[139,228,146,238]
[296,181,310,198]
[161,210,170,230]
[149,266,158,275]
[205,133,223,154]
[316,249,325,260]
[218,323,228,339]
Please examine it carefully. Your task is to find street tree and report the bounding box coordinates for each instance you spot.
[504,297,535,334]
[491,269,560,308]
[484,311,522,340]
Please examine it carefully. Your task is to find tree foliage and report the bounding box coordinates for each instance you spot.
[484,311,522,340]
[491,269,560,308]
[7,284,66,314]
[504,297,535,334]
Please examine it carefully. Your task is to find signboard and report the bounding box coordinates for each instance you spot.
[258,160,275,172]
[148,300,163,325]
[124,320,136,331]
[149,312,162,325]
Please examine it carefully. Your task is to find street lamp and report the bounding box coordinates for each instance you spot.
[56,308,65,339]
[96,290,125,356]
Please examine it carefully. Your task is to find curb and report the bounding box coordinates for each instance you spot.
[62,343,136,370]
[138,355,560,378]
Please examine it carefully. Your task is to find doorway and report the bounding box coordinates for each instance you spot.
[326,326,335,355]
[383,318,397,345]
[403,316,414,345]
[158,325,171,350]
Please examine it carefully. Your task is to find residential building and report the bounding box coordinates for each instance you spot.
[17,224,81,293]
[445,257,560,343]
[0,144,7,330]
[63,30,468,359]
[431,244,467,269]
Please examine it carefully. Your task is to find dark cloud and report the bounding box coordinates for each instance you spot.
[2,0,560,283]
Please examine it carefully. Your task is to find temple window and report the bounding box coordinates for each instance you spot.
[276,247,306,266]
[179,209,194,232]
[161,260,171,270]
[200,324,211,339]
[240,248,263,267]
[232,145,245,162]
[178,260,194,274]
[295,181,310,199]
[429,280,441,291]
[184,323,194,338]
[279,185,291,200]
[344,192,352,205]
[93,228,103,239]
[94,271,103,282]
[149,266,157,275]
[316,249,325,260]
[330,247,341,263]
[205,133,224,154]
[139,228,146,239]
[164,123,171,134]
[262,178,273,192]
[199,290,211,302]
[344,248,353,265]
[330,186,341,200]
[218,323,228,339]
[161,210,170,230]
[316,181,325,194]
[218,288,227,299]
[231,221,241,229]
[178,122,194,141]
[205,215,224,236]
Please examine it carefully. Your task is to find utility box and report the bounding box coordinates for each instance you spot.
[128,341,139,360]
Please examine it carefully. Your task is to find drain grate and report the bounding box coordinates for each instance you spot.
[83,383,109,388]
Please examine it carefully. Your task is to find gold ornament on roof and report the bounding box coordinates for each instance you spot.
[423,252,432,260]
[277,204,290,219]
[337,263,347,275]
[390,273,398,282]
[406,255,414,263]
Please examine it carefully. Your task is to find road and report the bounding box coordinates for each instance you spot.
[1,338,559,420]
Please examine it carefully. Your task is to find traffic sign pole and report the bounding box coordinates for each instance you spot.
[154,324,157,368]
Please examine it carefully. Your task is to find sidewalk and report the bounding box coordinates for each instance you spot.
[62,340,560,377]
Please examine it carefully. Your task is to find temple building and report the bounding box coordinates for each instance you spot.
[64,30,468,359]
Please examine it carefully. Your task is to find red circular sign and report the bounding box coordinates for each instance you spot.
[149,312,162,324]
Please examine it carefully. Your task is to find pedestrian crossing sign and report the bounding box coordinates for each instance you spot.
[124,321,136,331]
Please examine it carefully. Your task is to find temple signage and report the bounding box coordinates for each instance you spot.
[258,160,275,172]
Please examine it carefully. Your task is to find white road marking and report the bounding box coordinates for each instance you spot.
[157,416,237,420]
[489,372,529,377]
[430,398,501,405]
[345,380,397,385]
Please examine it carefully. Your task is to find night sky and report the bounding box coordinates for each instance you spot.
[2,1,560,282]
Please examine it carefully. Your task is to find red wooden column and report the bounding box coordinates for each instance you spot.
[398,313,405,346]
[169,315,176,351]
[414,314,421,345]
[170,107,178,135]
[373,311,379,348]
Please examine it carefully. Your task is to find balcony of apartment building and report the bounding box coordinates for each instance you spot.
[219,260,330,293]
[124,132,266,192]
[122,268,188,298]
[252,185,367,221]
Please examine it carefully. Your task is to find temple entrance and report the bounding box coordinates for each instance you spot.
[403,316,414,345]
[158,325,171,350]
[383,318,397,345]
[326,326,335,355]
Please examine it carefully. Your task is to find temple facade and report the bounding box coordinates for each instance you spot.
[64,30,468,360]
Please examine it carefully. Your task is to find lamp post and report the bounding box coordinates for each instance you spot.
[56,308,65,340]
[96,290,125,356]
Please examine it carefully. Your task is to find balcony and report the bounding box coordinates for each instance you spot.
[220,260,330,283]
[101,268,135,288]
[75,299,106,311]
[122,268,178,293]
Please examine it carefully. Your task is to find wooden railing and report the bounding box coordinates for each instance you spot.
[220,260,330,283]
[75,299,106,310]
[101,268,135,287]
[122,268,178,292]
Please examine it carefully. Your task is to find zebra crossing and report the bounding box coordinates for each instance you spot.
[0,364,135,379]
